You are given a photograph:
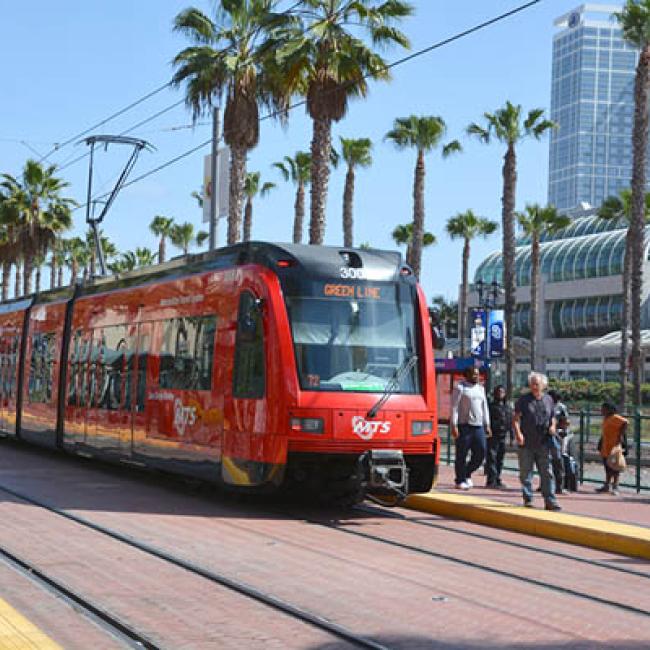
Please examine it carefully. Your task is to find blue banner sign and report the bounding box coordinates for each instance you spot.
[488,309,505,358]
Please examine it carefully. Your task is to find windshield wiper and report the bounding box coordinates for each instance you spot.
[366,354,418,419]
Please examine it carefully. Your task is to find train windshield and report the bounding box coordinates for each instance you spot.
[285,284,420,393]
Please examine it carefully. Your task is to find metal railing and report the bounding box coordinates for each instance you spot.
[440,410,649,493]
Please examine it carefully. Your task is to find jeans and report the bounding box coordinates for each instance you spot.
[518,444,558,505]
[485,436,506,485]
[455,424,487,484]
[548,435,564,492]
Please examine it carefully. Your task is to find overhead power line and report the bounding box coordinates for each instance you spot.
[38,82,172,164]
[76,0,541,211]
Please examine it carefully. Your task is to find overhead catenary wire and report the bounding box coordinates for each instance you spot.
[37,0,305,167]
[73,0,541,212]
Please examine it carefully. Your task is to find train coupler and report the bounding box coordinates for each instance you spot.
[357,449,409,507]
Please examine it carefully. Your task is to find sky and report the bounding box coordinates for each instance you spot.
[0,0,613,302]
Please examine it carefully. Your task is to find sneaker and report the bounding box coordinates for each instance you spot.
[595,485,610,493]
[455,481,470,490]
[611,487,620,496]
[545,502,562,512]
[496,480,508,489]
[465,478,473,488]
[485,481,497,488]
[523,500,534,508]
[555,488,564,495]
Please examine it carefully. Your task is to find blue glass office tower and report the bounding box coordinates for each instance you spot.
[548,4,639,212]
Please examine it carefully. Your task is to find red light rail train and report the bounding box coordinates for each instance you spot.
[0,243,439,502]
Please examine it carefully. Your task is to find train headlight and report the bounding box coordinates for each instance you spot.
[290,417,324,434]
[411,421,433,436]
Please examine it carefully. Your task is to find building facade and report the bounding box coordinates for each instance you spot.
[548,4,639,212]
[472,213,650,383]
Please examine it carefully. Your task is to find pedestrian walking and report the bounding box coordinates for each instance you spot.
[596,402,628,496]
[485,385,511,488]
[547,389,567,494]
[451,367,491,490]
[512,372,562,511]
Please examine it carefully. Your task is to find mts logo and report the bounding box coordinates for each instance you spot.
[351,416,391,441]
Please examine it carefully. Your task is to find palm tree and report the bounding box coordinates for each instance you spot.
[172,2,293,246]
[616,1,650,408]
[340,137,372,248]
[273,151,312,244]
[467,102,556,398]
[149,215,175,264]
[445,211,498,357]
[1,160,75,295]
[386,116,461,278]
[49,238,67,290]
[170,222,195,256]
[431,295,458,340]
[242,172,275,242]
[391,223,436,267]
[196,230,209,250]
[65,237,89,286]
[0,190,20,301]
[276,0,413,245]
[598,190,650,409]
[515,204,569,370]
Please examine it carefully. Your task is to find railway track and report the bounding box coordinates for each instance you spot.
[296,504,650,619]
[0,482,390,650]
[0,545,158,649]
[355,502,650,580]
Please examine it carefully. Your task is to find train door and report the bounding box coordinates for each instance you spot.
[129,322,151,456]
[67,329,92,445]
[3,335,20,436]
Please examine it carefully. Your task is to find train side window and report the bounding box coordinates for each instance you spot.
[28,332,56,403]
[135,326,150,412]
[97,325,128,411]
[159,316,216,391]
[233,292,265,399]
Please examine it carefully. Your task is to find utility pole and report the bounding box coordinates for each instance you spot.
[209,106,221,251]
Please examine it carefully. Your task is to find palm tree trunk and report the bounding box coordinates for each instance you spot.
[502,143,517,401]
[227,144,247,245]
[342,165,355,248]
[630,46,650,408]
[35,266,42,294]
[309,116,332,245]
[70,261,78,286]
[14,262,21,298]
[57,266,64,288]
[159,237,166,264]
[620,231,632,411]
[459,238,470,357]
[89,249,96,278]
[23,259,32,296]
[410,149,426,279]
[293,182,305,244]
[243,197,253,242]
[530,233,540,371]
[1,262,10,302]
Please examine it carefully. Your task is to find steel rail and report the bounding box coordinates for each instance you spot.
[0,482,389,650]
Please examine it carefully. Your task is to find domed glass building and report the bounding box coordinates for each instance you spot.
[470,213,649,381]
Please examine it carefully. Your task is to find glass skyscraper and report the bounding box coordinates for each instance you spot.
[548,4,638,212]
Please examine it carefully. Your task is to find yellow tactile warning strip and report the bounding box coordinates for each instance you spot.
[0,598,62,649]
[405,492,650,560]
